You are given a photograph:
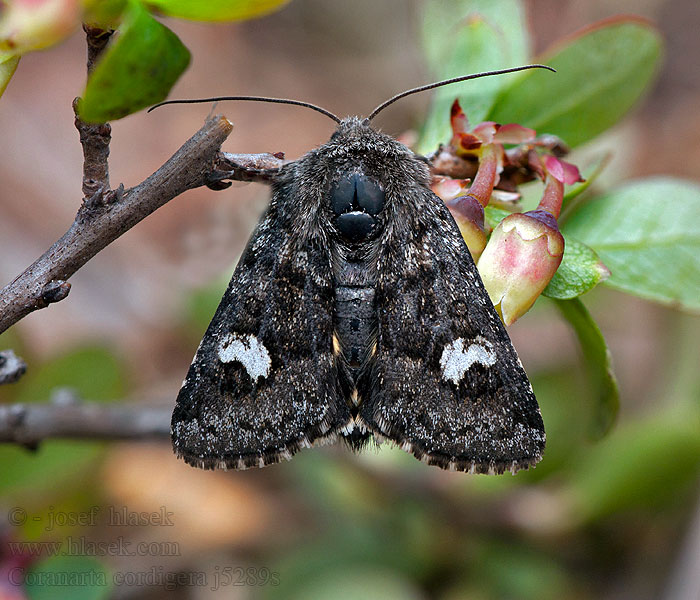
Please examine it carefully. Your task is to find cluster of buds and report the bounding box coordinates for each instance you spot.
[432,100,583,325]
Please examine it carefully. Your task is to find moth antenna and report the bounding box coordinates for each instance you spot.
[148,96,342,124]
[367,64,555,121]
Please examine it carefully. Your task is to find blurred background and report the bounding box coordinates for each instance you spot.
[0,0,699,598]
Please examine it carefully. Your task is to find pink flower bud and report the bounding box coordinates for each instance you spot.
[0,0,80,54]
[446,194,487,261]
[477,211,564,325]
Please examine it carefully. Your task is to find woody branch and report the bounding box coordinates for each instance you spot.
[0,389,171,446]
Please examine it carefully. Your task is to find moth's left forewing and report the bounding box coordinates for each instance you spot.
[172,164,350,470]
[359,179,545,474]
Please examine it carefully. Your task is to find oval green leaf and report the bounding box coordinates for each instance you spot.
[562,177,700,311]
[78,0,190,123]
[543,237,609,300]
[487,18,662,147]
[83,0,128,28]
[144,0,290,21]
[554,298,619,438]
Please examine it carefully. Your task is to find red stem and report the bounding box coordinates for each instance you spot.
[537,175,564,218]
[467,144,499,208]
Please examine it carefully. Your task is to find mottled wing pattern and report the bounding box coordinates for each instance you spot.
[359,188,545,474]
[172,199,350,470]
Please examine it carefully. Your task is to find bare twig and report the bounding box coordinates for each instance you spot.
[74,26,114,204]
[83,24,113,74]
[210,151,287,187]
[74,101,113,201]
[0,392,170,446]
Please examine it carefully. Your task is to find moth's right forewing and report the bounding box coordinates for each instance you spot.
[360,184,545,474]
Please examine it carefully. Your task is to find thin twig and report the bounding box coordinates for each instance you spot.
[75,26,114,203]
[0,391,170,446]
[211,151,287,186]
[74,101,113,201]
[83,24,113,74]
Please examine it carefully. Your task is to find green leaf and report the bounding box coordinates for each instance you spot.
[417,0,529,153]
[78,0,190,122]
[543,237,609,299]
[184,276,229,334]
[421,0,529,76]
[570,412,700,521]
[517,371,591,480]
[554,298,619,438]
[26,556,111,600]
[265,515,434,600]
[0,52,19,97]
[487,18,662,147]
[562,177,700,311]
[145,0,291,21]
[475,541,570,600]
[0,443,104,495]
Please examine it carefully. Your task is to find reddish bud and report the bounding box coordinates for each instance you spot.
[472,121,498,144]
[477,211,564,325]
[446,194,487,261]
[493,123,536,144]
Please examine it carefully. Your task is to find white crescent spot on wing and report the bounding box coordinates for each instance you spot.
[217,333,271,381]
[439,336,497,384]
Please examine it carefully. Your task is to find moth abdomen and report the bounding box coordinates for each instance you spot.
[334,285,375,372]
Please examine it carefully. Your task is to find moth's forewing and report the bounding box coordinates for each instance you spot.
[172,188,350,469]
[358,182,544,474]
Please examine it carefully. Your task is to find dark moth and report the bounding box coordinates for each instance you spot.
[172,116,545,474]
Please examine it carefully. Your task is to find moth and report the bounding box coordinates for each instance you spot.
[159,66,549,474]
